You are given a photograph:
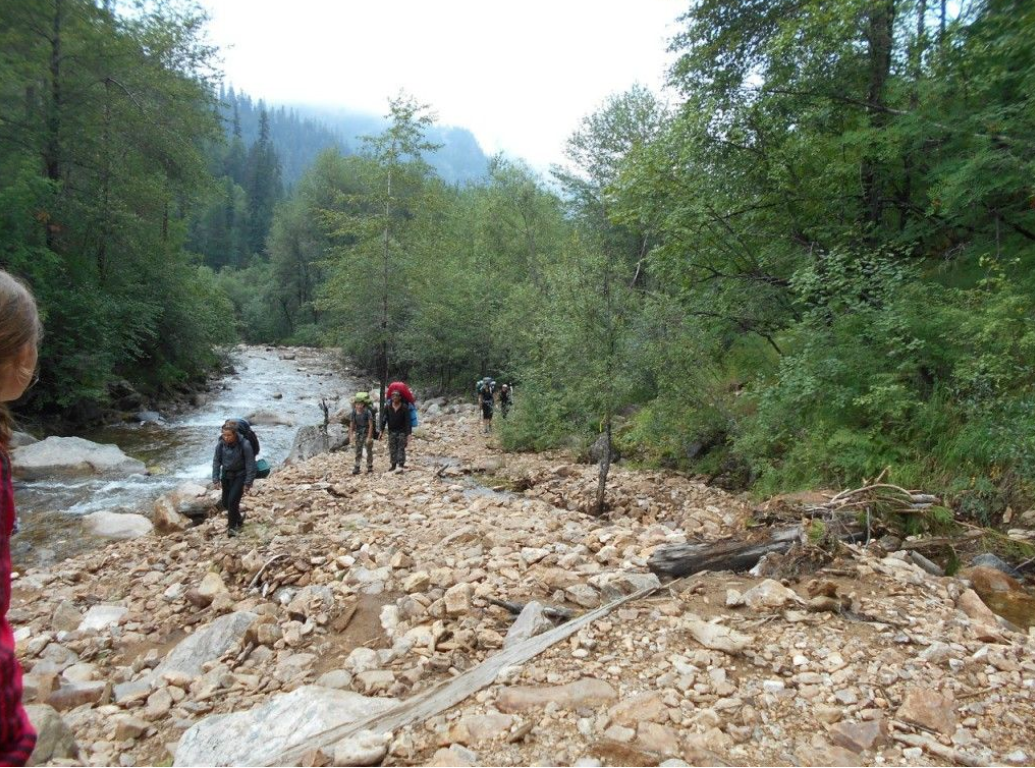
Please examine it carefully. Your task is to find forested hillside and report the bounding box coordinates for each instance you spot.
[0,0,486,424]
[296,104,490,185]
[220,87,353,188]
[0,0,235,420]
[3,0,1033,519]
[243,0,1035,519]
[213,92,491,188]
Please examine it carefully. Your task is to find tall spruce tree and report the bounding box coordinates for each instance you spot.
[245,107,282,256]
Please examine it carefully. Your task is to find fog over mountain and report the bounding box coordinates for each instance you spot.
[221,87,490,186]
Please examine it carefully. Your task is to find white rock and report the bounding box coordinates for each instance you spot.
[83,511,153,539]
[504,601,554,648]
[197,572,228,599]
[344,647,380,674]
[12,436,146,479]
[174,686,397,766]
[740,579,803,611]
[315,670,353,690]
[332,730,390,767]
[156,611,257,678]
[566,584,600,608]
[683,616,752,654]
[77,605,128,633]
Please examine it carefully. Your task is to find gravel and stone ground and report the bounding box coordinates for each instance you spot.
[11,407,1035,766]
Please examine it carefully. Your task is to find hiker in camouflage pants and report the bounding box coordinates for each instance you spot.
[380,389,412,472]
[348,396,375,474]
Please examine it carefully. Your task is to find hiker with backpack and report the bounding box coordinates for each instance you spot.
[479,380,495,433]
[474,377,495,401]
[348,393,375,475]
[380,388,413,472]
[212,419,257,537]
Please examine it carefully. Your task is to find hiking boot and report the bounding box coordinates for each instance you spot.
[352,467,360,475]
[366,466,374,474]
[389,464,397,472]
[227,527,241,538]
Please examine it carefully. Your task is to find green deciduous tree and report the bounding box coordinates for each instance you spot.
[319,94,440,407]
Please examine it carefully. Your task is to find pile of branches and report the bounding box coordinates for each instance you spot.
[650,480,941,579]
[803,484,939,518]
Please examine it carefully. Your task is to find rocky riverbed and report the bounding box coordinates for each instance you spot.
[10,407,1035,767]
[11,346,361,568]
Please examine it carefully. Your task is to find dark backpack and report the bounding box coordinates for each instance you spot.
[231,417,261,456]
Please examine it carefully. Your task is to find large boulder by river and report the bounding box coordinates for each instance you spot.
[12,436,146,480]
[287,424,347,464]
[174,686,397,766]
[153,482,218,533]
[247,409,295,427]
[83,511,153,539]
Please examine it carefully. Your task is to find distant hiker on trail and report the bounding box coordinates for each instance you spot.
[479,380,495,433]
[0,270,41,765]
[212,419,256,537]
[499,383,512,419]
[348,393,375,475]
[381,389,412,472]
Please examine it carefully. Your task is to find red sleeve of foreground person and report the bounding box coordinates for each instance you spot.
[0,450,36,765]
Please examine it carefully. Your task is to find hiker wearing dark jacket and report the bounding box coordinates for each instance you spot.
[212,420,256,536]
[380,390,412,472]
[479,383,494,433]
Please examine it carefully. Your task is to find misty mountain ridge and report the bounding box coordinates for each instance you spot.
[219,86,490,186]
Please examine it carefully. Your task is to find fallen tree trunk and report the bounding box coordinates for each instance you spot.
[649,525,869,579]
[648,526,803,578]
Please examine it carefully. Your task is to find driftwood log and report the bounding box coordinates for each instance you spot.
[648,526,804,579]
[648,525,870,579]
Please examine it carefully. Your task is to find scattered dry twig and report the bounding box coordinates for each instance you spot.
[248,554,288,590]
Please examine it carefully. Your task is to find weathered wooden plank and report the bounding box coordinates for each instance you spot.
[265,582,664,766]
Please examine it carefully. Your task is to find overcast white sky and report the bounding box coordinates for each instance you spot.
[197,0,687,169]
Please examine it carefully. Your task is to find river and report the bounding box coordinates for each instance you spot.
[13,346,362,568]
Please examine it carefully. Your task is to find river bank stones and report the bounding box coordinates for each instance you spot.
[12,436,146,479]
